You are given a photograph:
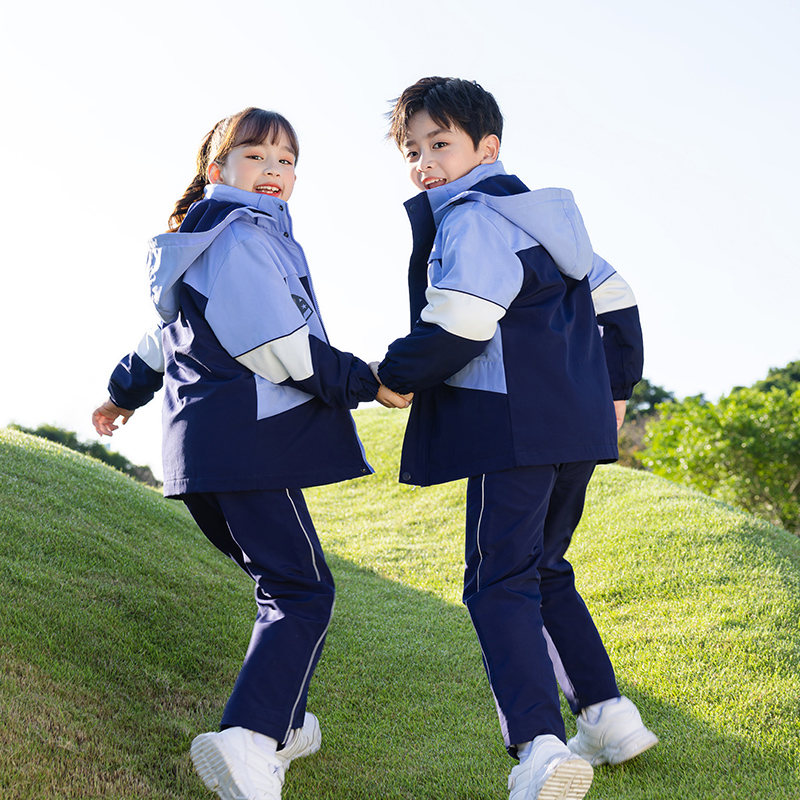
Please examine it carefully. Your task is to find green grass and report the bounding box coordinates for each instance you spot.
[1,411,799,799]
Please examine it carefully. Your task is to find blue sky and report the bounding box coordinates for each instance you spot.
[1,0,798,478]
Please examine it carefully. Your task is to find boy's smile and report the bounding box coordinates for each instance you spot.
[402,110,499,193]
[208,132,297,201]
[422,176,447,190]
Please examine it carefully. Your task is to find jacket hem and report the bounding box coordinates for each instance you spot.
[400,444,619,487]
[163,464,373,497]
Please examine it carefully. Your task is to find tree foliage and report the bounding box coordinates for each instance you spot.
[642,386,800,533]
[627,378,676,420]
[617,378,674,468]
[9,423,161,489]
[751,359,800,395]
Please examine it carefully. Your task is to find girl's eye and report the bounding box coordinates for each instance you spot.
[280,159,294,166]
[247,154,263,161]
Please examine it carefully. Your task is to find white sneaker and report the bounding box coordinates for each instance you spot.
[190,727,285,800]
[277,712,321,769]
[567,696,658,766]
[508,734,593,800]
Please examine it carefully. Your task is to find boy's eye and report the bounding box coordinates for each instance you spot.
[279,158,294,166]
[247,154,263,161]
[405,150,419,161]
[432,141,447,149]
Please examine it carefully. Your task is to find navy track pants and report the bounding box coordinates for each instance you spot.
[464,462,619,751]
[182,489,334,744]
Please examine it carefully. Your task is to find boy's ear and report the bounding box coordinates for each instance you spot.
[479,134,501,165]
[207,162,223,184]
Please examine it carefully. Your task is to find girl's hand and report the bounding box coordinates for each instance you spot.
[376,385,413,409]
[369,361,413,408]
[92,399,135,437]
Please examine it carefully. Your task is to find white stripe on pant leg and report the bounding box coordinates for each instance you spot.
[475,474,486,593]
[466,476,516,746]
[283,600,334,744]
[542,624,578,709]
[282,488,331,742]
[285,489,321,581]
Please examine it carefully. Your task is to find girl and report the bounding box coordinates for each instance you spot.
[92,108,409,800]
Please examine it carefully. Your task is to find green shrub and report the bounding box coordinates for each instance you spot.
[642,388,800,533]
[618,379,675,469]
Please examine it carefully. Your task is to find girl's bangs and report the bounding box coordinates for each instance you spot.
[231,110,299,161]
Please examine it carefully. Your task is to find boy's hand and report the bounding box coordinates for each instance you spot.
[92,399,135,437]
[376,385,413,409]
[614,399,627,430]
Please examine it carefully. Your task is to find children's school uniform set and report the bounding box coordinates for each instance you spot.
[105,184,379,744]
[378,162,645,750]
[104,162,650,798]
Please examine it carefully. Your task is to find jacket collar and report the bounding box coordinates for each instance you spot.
[204,183,289,214]
[426,161,508,224]
[202,184,292,238]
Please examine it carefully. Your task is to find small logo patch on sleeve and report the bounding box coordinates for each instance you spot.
[292,294,314,320]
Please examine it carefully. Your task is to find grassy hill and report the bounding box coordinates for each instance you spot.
[1,411,799,799]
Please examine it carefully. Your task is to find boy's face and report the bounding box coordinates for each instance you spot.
[401,110,499,193]
[208,131,297,201]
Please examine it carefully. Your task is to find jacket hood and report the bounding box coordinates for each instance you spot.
[427,162,594,281]
[147,185,288,322]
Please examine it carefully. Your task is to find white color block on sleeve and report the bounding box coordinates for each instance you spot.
[236,326,314,383]
[135,324,165,373]
[591,273,637,315]
[421,287,505,342]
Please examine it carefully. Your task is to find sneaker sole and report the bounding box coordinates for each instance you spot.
[539,757,594,800]
[190,734,248,800]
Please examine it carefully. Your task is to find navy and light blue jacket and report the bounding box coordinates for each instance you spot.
[378,162,644,486]
[108,185,378,496]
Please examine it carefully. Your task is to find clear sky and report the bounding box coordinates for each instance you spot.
[2,0,798,479]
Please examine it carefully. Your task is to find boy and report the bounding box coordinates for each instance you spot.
[375,77,656,800]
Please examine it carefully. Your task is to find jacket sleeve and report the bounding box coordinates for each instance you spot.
[108,324,165,409]
[281,337,380,409]
[203,234,379,408]
[379,206,522,394]
[588,254,644,400]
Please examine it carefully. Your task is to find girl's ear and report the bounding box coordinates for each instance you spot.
[480,134,500,165]
[207,162,224,184]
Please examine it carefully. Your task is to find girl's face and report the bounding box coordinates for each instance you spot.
[208,130,297,201]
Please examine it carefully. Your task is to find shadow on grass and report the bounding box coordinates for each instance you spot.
[3,533,797,800]
[1,429,797,800]
[281,555,799,800]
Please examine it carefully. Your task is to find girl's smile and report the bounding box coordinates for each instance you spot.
[254,182,283,196]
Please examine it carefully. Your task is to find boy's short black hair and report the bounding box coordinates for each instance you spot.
[388,77,503,150]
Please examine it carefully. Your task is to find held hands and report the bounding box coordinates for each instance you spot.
[376,384,413,409]
[92,399,135,437]
[370,362,413,409]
